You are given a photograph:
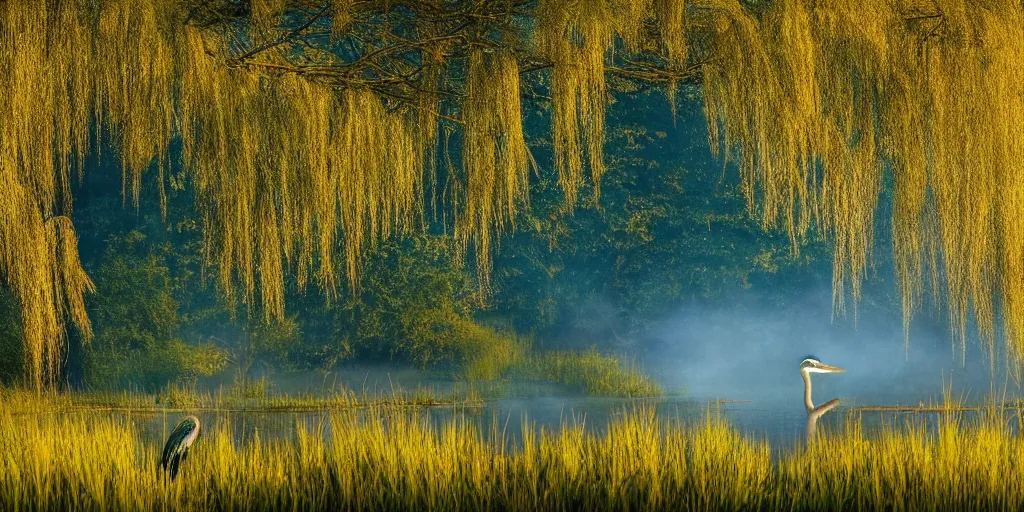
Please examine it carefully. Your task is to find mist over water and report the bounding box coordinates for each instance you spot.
[116,283,1024,459]
[150,249,1024,456]
[642,286,1020,408]
[179,276,1024,454]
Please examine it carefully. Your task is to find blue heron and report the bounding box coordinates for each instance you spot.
[160,415,200,480]
[800,356,844,441]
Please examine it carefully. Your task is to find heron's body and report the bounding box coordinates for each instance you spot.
[160,415,200,480]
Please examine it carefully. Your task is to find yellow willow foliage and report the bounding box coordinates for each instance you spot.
[252,0,287,40]
[0,1,97,389]
[0,204,95,390]
[659,0,688,69]
[419,59,443,222]
[980,5,1024,367]
[533,0,691,204]
[177,18,418,315]
[657,0,688,111]
[8,0,1024,382]
[701,0,1024,364]
[330,89,422,293]
[178,28,421,312]
[95,0,179,211]
[331,0,355,41]
[0,0,423,386]
[535,0,647,204]
[459,50,530,292]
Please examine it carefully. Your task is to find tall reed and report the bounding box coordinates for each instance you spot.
[2,401,1023,510]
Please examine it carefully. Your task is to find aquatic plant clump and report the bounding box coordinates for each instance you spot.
[3,406,1024,511]
[513,348,663,397]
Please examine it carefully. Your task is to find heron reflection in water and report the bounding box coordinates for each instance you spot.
[160,415,201,481]
[800,356,845,442]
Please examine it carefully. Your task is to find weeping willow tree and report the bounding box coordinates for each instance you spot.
[698,0,1024,368]
[1,0,1023,387]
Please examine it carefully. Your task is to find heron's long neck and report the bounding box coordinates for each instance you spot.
[801,369,814,412]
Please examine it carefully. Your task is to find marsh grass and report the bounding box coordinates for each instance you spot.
[4,394,1024,510]
[455,330,663,397]
[0,382,484,415]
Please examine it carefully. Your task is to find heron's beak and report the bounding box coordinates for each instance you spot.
[816,362,846,373]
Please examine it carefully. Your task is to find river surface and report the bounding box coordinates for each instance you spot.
[123,393,1020,460]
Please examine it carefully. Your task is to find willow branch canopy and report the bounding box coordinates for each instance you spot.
[1,0,1022,387]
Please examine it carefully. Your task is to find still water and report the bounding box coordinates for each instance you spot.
[124,394,1012,460]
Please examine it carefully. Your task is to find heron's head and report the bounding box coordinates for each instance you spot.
[800,356,845,374]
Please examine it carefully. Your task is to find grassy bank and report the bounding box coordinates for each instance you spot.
[457,327,663,397]
[512,348,662,397]
[0,346,661,416]
[2,402,1023,510]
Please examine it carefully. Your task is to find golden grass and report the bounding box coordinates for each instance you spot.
[3,401,1024,510]
[449,326,662,397]
[513,348,663,397]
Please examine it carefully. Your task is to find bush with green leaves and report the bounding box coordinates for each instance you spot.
[295,235,482,371]
[84,231,227,389]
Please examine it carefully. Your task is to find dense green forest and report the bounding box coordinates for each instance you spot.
[0,83,842,393]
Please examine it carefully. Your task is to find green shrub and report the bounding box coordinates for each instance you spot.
[457,322,524,381]
[84,231,228,389]
[85,339,227,390]
[228,373,272,402]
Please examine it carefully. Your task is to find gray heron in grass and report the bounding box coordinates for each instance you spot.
[800,356,845,442]
[160,415,200,480]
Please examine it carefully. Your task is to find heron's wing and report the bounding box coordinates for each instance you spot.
[168,450,188,480]
[160,418,198,472]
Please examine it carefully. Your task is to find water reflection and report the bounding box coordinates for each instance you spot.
[805,397,840,443]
